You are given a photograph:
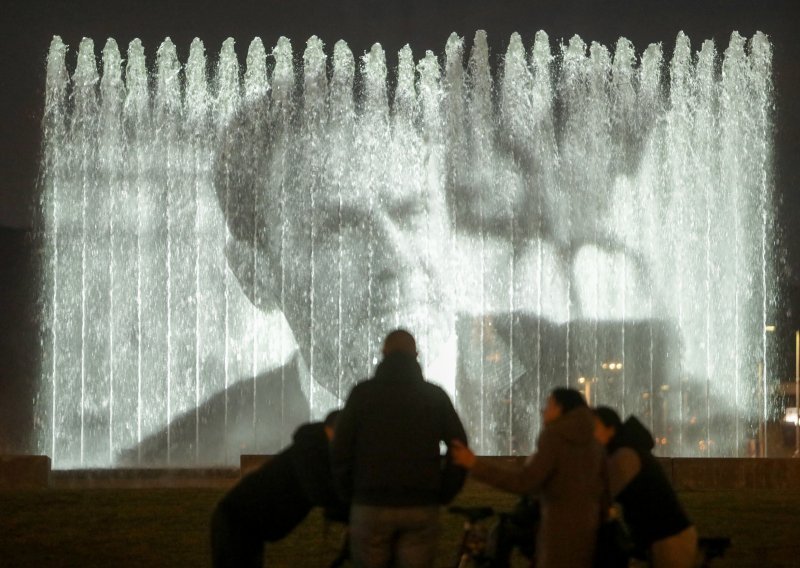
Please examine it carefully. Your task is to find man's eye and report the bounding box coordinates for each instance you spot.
[391,201,426,219]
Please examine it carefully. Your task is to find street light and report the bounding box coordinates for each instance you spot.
[795,330,799,458]
[578,376,592,406]
[758,325,777,457]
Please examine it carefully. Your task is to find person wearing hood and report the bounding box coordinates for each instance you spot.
[331,329,468,568]
[593,407,697,568]
[210,409,348,568]
[451,388,605,568]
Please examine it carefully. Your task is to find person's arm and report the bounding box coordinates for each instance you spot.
[607,447,641,497]
[470,429,557,495]
[290,423,341,508]
[439,392,468,503]
[330,388,359,504]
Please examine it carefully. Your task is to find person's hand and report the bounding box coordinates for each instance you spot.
[450,439,477,470]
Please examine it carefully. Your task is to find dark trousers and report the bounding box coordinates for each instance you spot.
[349,505,440,568]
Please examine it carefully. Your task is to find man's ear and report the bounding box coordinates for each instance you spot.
[225,238,279,312]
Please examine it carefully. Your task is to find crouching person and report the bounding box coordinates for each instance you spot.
[593,407,697,568]
[211,410,348,568]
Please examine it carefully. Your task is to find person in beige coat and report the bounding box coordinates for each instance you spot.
[451,388,605,568]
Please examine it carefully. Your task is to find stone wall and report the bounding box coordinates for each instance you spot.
[3,455,800,490]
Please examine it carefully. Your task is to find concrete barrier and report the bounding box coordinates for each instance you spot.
[4,454,799,490]
[49,467,238,489]
[0,455,50,489]
[473,456,800,490]
[670,458,800,491]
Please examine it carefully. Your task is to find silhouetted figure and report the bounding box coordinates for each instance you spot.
[452,388,605,568]
[488,495,539,566]
[332,329,467,568]
[210,410,347,568]
[593,407,697,568]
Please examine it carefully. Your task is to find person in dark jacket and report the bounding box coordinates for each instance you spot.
[593,407,697,568]
[331,329,468,568]
[451,388,605,568]
[210,410,348,568]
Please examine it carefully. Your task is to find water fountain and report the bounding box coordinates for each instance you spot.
[37,30,775,467]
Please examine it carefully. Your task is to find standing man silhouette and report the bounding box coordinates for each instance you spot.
[332,330,467,567]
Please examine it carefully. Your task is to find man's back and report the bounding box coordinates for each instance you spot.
[332,330,468,568]
[332,351,467,507]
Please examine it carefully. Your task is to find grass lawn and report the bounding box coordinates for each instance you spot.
[1,480,798,567]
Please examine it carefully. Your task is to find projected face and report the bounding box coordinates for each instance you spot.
[215,45,656,441]
[219,100,454,400]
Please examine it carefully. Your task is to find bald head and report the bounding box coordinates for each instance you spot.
[382,329,417,358]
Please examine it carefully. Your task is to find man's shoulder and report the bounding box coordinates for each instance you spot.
[348,378,375,397]
[420,379,450,398]
[292,421,326,444]
[349,375,452,400]
[344,376,375,395]
[350,378,450,399]
[416,380,458,410]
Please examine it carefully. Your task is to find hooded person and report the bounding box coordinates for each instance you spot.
[594,407,697,568]
[210,410,348,568]
[331,329,468,568]
[451,387,605,568]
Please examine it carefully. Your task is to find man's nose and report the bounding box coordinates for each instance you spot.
[369,211,422,281]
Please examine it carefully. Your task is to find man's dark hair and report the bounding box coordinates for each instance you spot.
[550,387,587,414]
[594,406,622,429]
[382,329,417,357]
[324,409,341,429]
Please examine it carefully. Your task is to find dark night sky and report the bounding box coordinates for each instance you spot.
[0,0,798,453]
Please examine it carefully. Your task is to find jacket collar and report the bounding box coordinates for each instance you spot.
[373,352,424,382]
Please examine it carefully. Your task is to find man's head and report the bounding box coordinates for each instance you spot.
[216,84,453,400]
[382,329,417,358]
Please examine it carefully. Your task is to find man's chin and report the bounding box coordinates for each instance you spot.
[286,297,453,391]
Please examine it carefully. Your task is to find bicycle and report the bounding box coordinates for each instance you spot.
[449,505,732,568]
[449,505,497,568]
[697,537,732,568]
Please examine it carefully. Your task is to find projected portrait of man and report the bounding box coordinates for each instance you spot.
[217,40,458,418]
[208,33,674,457]
[122,28,770,464]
